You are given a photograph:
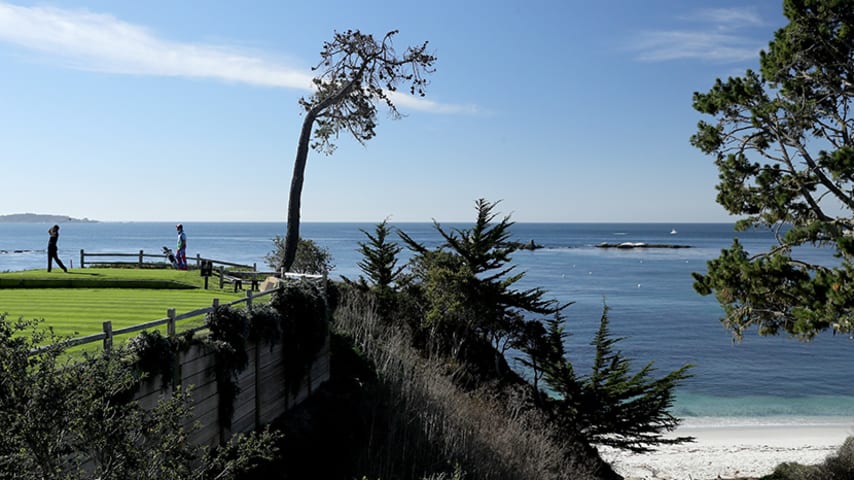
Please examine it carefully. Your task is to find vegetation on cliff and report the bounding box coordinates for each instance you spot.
[267,199,692,479]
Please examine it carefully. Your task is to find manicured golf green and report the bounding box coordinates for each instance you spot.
[0,268,248,344]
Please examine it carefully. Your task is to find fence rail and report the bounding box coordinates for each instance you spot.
[37,253,327,354]
[78,249,257,271]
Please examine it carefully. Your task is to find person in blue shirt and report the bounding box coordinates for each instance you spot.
[47,224,68,272]
[176,224,188,270]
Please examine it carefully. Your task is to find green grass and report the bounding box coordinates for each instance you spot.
[1,267,213,287]
[0,268,248,344]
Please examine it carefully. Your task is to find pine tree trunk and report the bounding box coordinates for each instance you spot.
[280,74,362,272]
[281,111,317,272]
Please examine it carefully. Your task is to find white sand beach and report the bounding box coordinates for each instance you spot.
[599,417,854,480]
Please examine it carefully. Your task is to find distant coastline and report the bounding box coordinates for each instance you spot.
[0,213,98,223]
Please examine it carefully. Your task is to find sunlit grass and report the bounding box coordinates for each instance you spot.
[0,268,246,343]
[0,266,219,288]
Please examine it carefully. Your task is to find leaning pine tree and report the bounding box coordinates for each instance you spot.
[280,30,436,272]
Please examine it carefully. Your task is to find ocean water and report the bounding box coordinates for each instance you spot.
[1,221,852,422]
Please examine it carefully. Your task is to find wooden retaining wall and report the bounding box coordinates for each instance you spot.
[134,333,330,446]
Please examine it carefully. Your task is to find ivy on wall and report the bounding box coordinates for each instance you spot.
[128,280,329,433]
[270,281,329,395]
[127,330,194,391]
[206,305,251,428]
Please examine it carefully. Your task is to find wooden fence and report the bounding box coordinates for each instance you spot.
[78,249,257,271]
[53,284,275,353]
[42,274,330,448]
[77,249,287,291]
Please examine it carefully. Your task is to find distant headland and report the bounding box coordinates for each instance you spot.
[0,213,98,223]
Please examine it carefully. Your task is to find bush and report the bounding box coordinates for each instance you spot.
[266,236,334,274]
[762,437,854,480]
[0,314,280,480]
[824,436,854,478]
[128,329,178,390]
[764,462,821,480]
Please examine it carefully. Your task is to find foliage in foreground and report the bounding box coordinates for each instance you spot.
[0,313,280,480]
[691,0,854,340]
[326,292,615,480]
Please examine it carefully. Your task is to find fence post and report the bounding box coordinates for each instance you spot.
[196,254,201,269]
[166,308,180,389]
[245,290,253,308]
[80,249,85,269]
[138,250,144,268]
[322,270,328,300]
[167,308,176,337]
[214,293,224,444]
[254,327,262,429]
[102,321,113,353]
[219,266,225,289]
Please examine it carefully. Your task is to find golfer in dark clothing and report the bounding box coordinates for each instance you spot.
[47,224,68,273]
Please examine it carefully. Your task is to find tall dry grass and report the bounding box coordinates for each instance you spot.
[333,290,617,480]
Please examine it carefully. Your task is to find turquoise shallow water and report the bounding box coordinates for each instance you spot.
[2,221,852,420]
[673,393,854,418]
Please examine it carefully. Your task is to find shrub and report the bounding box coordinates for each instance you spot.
[265,236,334,274]
[0,313,280,479]
[128,330,174,388]
[824,436,854,478]
[762,437,854,480]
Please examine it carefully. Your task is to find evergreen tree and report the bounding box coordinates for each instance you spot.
[355,218,404,291]
[400,199,559,371]
[691,0,854,339]
[535,307,693,453]
[345,219,405,326]
[390,199,692,453]
[515,310,576,407]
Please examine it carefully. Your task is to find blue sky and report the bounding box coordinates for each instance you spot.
[0,1,786,223]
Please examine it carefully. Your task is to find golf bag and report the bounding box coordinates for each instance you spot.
[162,246,179,268]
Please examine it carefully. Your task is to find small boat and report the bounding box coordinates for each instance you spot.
[670,229,678,235]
